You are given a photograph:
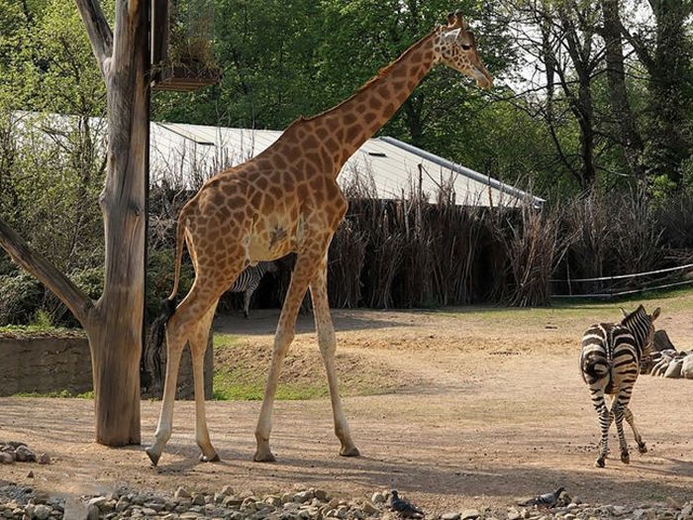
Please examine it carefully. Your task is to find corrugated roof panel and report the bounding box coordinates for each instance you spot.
[151,123,543,206]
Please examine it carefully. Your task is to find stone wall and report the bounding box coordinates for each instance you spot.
[0,333,212,399]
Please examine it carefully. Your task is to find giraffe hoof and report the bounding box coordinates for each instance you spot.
[199,452,220,463]
[253,450,276,463]
[339,446,360,457]
[145,447,160,467]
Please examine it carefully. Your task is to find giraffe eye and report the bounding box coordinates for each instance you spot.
[461,44,472,51]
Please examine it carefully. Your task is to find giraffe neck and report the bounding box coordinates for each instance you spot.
[309,29,440,169]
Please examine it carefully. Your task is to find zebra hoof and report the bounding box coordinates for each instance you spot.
[621,452,630,464]
[638,443,648,454]
[595,457,606,468]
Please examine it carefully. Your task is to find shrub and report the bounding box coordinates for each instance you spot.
[0,272,43,326]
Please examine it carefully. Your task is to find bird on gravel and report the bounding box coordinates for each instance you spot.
[390,490,425,518]
[518,486,565,509]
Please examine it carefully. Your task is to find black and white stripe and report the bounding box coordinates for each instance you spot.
[580,304,660,467]
[228,261,277,318]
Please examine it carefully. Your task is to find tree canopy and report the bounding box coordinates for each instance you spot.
[4,0,693,198]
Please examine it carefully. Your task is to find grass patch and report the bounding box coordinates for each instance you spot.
[212,332,331,400]
[211,331,403,401]
[0,324,83,338]
[434,286,693,323]
[12,390,93,398]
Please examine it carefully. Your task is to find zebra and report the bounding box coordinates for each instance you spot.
[228,261,277,318]
[579,304,660,468]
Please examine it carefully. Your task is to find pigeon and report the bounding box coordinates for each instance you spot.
[518,486,565,508]
[390,490,425,518]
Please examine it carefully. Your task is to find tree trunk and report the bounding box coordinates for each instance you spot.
[87,0,149,445]
[599,0,645,181]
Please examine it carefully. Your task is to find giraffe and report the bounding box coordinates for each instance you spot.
[145,11,492,466]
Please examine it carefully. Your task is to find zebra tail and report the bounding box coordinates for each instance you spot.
[581,352,610,382]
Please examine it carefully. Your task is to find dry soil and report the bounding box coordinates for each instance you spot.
[1,296,693,516]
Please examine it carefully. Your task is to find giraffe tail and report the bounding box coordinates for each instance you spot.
[144,297,178,395]
[144,205,188,394]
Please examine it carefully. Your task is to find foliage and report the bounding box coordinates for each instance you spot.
[0,272,44,326]
[1,0,693,324]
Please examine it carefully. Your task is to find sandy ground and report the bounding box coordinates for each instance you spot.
[1,295,693,516]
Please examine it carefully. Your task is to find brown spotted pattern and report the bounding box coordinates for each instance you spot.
[145,12,493,466]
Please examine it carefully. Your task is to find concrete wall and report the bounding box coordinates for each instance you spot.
[0,334,212,399]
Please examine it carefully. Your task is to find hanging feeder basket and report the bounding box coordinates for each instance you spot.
[150,0,221,92]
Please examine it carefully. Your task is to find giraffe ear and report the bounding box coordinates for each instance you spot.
[455,11,469,31]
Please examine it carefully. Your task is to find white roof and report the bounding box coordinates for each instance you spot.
[151,122,544,208]
[10,112,543,208]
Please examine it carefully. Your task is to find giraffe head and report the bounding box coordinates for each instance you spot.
[434,11,493,89]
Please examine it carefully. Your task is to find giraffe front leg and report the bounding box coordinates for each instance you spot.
[190,304,220,463]
[254,325,294,462]
[310,266,359,457]
[146,326,186,466]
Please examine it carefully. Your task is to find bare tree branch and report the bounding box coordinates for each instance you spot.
[0,217,94,326]
[74,0,113,78]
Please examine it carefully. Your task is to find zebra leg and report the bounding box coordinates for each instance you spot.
[591,390,611,468]
[243,287,253,319]
[611,400,630,464]
[624,406,647,453]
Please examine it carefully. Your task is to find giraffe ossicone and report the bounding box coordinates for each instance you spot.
[145,11,492,466]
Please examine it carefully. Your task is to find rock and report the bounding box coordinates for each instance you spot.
[220,485,235,496]
[32,504,52,520]
[507,507,521,520]
[175,487,192,499]
[38,453,51,465]
[442,513,461,520]
[461,509,480,520]
[681,354,693,379]
[653,330,677,351]
[0,452,14,464]
[371,492,386,504]
[666,496,682,508]
[664,358,684,378]
[293,490,314,503]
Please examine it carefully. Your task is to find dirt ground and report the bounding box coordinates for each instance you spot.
[2,295,693,516]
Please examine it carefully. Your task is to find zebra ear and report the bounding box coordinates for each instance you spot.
[620,307,629,318]
[651,307,661,321]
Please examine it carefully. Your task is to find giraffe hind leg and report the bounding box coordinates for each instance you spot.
[145,314,188,466]
[145,282,222,466]
[189,302,220,462]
